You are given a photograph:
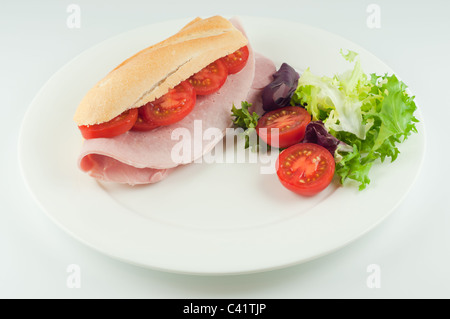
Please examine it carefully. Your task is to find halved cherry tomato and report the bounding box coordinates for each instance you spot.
[276,143,335,196]
[256,106,311,148]
[131,107,160,131]
[220,46,250,74]
[78,108,138,139]
[188,59,228,95]
[137,80,196,127]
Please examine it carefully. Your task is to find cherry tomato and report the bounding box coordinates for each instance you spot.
[131,107,160,131]
[137,80,196,127]
[78,108,138,139]
[188,59,228,95]
[276,143,335,196]
[256,106,311,148]
[220,46,250,74]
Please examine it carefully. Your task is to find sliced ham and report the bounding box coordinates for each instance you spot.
[78,19,276,185]
[80,154,174,185]
[246,53,277,115]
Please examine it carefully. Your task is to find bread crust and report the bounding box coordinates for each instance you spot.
[74,16,248,125]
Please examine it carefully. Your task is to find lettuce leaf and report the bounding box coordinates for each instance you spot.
[262,63,300,112]
[231,101,260,149]
[292,50,374,140]
[291,51,419,190]
[369,74,419,156]
[303,121,353,157]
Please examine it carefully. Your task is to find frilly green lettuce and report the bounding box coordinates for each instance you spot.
[291,50,418,190]
[293,50,373,140]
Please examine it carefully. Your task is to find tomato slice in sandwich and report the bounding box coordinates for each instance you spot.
[78,108,138,139]
[138,80,196,126]
[221,46,249,74]
[188,59,228,95]
[131,107,161,131]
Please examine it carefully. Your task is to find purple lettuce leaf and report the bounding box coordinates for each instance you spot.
[303,121,352,155]
[262,63,300,112]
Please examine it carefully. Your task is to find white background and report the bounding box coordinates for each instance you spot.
[1,0,449,298]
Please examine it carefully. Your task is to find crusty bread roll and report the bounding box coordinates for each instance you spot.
[74,15,248,126]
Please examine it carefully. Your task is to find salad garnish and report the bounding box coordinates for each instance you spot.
[231,101,260,149]
[262,63,300,112]
[303,121,352,157]
[232,50,419,195]
[291,50,419,190]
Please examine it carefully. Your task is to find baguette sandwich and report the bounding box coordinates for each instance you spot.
[75,16,276,185]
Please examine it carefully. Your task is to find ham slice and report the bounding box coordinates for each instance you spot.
[78,19,276,185]
[246,53,276,115]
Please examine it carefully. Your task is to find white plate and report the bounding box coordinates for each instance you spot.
[18,16,425,275]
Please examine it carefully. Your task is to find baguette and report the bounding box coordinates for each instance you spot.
[74,15,248,126]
